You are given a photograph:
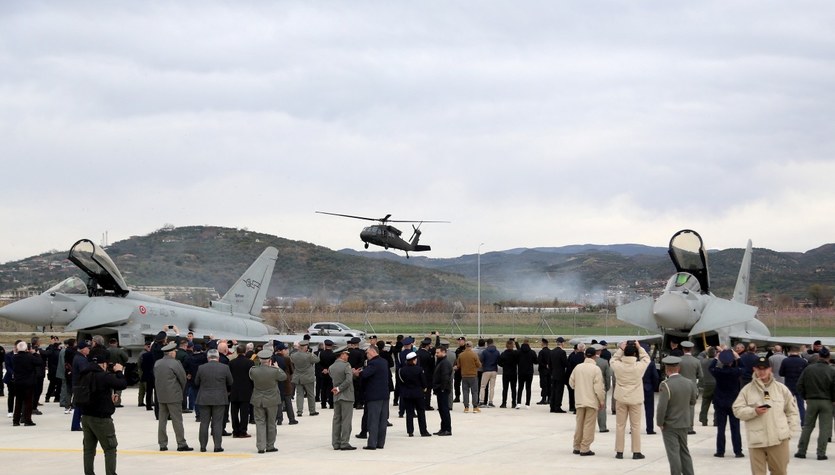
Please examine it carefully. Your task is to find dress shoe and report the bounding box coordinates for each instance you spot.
[355,433,367,439]
[32,410,43,415]
[266,447,278,453]
[553,409,567,413]
[794,453,805,459]
[735,453,745,458]
[340,445,356,451]
[288,420,298,425]
[177,446,194,452]
[183,409,193,414]
[633,453,645,459]
[310,412,319,416]
[437,430,452,436]
[573,450,581,455]
[71,427,82,431]
[159,447,168,452]
[214,448,224,453]
[258,450,265,454]
[499,404,507,408]
[297,413,303,417]
[646,430,656,435]
[408,433,414,437]
[420,432,432,437]
[453,397,460,403]
[12,423,20,427]
[687,430,696,435]
[817,455,828,461]
[714,453,724,458]
[599,429,609,433]
[23,422,36,426]
[222,430,232,436]
[487,403,496,408]
[536,400,547,405]
[200,448,206,452]
[363,446,376,450]
[579,451,595,456]
[240,433,252,438]
[615,452,623,459]
[376,446,384,449]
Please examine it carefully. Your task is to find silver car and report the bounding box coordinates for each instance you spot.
[306,321,366,338]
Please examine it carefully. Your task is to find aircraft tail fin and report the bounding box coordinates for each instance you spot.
[212,247,278,318]
[409,226,431,252]
[732,240,753,304]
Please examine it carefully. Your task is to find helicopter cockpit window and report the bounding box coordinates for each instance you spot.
[45,276,88,295]
[665,272,701,293]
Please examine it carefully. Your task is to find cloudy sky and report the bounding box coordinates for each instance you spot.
[1,1,834,263]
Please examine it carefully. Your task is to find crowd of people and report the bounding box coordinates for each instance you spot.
[2,330,834,475]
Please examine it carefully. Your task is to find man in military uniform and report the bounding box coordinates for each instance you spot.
[291,340,320,417]
[678,341,702,434]
[153,342,193,452]
[330,346,357,450]
[249,349,285,454]
[795,346,834,461]
[657,356,698,475]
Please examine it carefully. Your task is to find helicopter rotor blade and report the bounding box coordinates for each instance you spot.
[315,211,380,222]
[316,211,450,225]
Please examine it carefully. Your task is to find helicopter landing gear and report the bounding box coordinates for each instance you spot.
[364,242,369,249]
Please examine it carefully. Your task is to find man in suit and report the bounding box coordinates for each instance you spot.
[249,349,285,454]
[318,339,336,410]
[153,342,193,452]
[229,345,254,438]
[12,341,42,426]
[433,345,453,436]
[537,338,551,405]
[642,343,660,434]
[195,349,234,453]
[657,356,698,475]
[678,341,703,434]
[549,337,568,413]
[330,346,357,450]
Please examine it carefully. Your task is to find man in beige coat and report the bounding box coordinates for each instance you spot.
[569,346,606,456]
[610,341,651,460]
[733,356,799,475]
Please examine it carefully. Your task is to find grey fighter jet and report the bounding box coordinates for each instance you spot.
[0,239,279,359]
[616,229,767,348]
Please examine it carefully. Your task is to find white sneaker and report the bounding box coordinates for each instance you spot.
[64,408,71,414]
[6,412,11,418]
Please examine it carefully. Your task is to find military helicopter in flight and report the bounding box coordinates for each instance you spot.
[316,211,449,257]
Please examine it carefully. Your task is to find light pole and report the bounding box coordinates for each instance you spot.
[477,243,484,337]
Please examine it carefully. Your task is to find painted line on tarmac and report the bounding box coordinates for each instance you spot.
[0,447,252,458]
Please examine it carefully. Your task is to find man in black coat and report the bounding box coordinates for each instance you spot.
[433,345,453,436]
[537,339,551,405]
[79,349,127,475]
[566,343,586,413]
[12,341,43,426]
[360,345,390,450]
[549,337,568,413]
[44,336,62,403]
[416,338,436,410]
[317,340,336,409]
[228,345,254,438]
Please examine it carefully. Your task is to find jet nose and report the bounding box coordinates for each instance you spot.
[653,292,693,330]
[0,295,53,325]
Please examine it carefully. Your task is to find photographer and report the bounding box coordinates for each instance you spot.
[610,340,651,459]
[79,349,127,475]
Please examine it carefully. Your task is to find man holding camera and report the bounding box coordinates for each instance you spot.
[610,340,651,460]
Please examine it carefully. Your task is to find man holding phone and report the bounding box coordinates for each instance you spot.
[733,356,799,475]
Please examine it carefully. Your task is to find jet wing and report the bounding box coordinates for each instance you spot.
[66,298,133,331]
[728,333,835,347]
[687,297,758,336]
[616,298,658,333]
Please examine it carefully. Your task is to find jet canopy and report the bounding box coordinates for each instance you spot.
[664,272,702,294]
[668,229,709,293]
[68,239,129,296]
[45,276,88,295]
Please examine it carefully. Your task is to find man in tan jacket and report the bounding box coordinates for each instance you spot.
[610,341,651,460]
[455,341,482,413]
[569,346,606,456]
[733,356,799,475]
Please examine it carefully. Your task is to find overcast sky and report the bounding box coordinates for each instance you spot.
[1,1,834,264]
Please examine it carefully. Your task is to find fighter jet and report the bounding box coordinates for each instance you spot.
[616,229,768,348]
[0,239,280,358]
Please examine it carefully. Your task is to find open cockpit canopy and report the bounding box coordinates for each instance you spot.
[68,239,129,296]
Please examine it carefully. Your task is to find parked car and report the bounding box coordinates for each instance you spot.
[306,321,366,338]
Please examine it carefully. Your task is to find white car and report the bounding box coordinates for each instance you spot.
[307,321,366,338]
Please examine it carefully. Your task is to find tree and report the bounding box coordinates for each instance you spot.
[807,284,834,308]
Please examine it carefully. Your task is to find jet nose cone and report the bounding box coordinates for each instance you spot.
[0,296,52,325]
[653,293,692,329]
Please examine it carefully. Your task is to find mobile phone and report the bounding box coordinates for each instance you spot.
[758,404,771,409]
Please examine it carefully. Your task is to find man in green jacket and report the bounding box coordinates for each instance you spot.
[657,356,698,475]
[795,346,834,461]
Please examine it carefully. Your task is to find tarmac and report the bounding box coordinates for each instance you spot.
[0,378,830,475]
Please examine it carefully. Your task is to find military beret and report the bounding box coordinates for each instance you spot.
[298,340,309,347]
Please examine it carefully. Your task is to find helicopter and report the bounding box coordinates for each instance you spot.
[315,211,449,258]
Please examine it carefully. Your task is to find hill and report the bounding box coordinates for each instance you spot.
[1,226,833,305]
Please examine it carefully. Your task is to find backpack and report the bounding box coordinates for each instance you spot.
[72,370,96,406]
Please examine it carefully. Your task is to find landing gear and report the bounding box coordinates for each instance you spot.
[364,242,369,249]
